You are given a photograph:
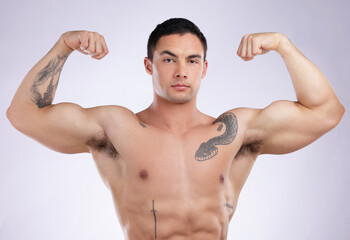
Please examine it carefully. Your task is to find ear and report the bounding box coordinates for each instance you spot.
[201,60,208,79]
[144,57,153,75]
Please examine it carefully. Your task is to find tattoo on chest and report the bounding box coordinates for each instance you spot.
[195,112,238,161]
[30,55,67,108]
[150,200,157,239]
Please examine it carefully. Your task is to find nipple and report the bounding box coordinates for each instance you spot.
[139,170,149,180]
[219,174,225,184]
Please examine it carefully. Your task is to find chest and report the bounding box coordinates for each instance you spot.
[96,124,241,191]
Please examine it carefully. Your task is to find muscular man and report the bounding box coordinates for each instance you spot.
[6,18,344,239]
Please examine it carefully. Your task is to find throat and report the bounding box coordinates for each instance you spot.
[139,104,203,132]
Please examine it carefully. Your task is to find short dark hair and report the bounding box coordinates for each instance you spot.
[147,18,207,61]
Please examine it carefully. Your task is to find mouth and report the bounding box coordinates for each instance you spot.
[171,83,189,91]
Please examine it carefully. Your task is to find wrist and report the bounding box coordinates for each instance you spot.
[53,36,74,56]
[275,34,294,57]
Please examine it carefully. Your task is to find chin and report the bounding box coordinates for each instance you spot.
[166,94,195,104]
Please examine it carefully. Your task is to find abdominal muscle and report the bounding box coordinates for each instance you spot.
[112,181,235,240]
[96,153,239,240]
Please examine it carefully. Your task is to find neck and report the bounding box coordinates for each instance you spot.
[145,94,202,132]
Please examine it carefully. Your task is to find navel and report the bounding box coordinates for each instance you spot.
[139,170,149,180]
[219,174,225,184]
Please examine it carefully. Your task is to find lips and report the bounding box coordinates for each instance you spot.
[171,83,189,91]
[171,83,189,87]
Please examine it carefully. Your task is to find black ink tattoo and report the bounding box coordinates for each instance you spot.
[195,112,238,161]
[150,200,157,239]
[139,122,146,128]
[217,123,223,131]
[30,55,67,108]
[224,202,234,213]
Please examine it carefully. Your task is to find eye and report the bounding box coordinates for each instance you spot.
[164,58,174,63]
[189,59,198,64]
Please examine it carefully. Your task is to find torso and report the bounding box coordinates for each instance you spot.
[87,106,260,240]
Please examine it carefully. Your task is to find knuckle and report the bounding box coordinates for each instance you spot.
[81,30,89,37]
[88,32,94,38]
[252,36,260,44]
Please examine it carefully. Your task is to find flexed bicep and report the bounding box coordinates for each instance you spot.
[250,100,336,155]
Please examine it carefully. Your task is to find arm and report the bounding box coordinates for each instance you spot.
[236,32,345,154]
[6,31,109,153]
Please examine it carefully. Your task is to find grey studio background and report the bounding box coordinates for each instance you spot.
[0,0,349,239]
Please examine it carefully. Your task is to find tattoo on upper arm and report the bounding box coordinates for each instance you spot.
[150,200,157,239]
[30,55,68,108]
[195,112,238,161]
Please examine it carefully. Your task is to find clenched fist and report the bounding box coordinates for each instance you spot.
[60,31,109,60]
[237,32,287,61]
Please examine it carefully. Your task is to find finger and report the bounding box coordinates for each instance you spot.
[77,48,89,55]
[100,35,109,55]
[251,37,262,56]
[237,36,244,56]
[246,36,253,59]
[262,49,270,55]
[76,32,89,55]
[240,34,248,59]
[93,36,103,56]
[242,56,254,61]
[93,35,109,59]
[85,32,96,54]
[79,31,89,50]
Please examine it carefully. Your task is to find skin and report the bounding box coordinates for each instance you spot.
[6,29,344,239]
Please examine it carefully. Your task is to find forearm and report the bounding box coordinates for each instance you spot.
[276,35,344,113]
[8,36,73,114]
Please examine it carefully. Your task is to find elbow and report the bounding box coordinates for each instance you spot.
[6,106,18,129]
[326,102,345,130]
[6,106,25,131]
[335,102,345,124]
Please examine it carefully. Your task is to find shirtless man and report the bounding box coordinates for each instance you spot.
[6,18,344,240]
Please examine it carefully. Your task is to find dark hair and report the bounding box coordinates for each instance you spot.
[147,18,207,61]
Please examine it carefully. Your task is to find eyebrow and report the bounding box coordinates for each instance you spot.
[160,50,202,60]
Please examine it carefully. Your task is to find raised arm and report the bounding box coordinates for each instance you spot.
[236,32,345,154]
[6,31,109,154]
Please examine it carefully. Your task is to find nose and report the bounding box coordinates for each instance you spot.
[174,62,187,79]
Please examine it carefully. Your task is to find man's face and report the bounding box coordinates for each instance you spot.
[144,33,208,104]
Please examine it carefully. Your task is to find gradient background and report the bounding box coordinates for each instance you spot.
[1,0,349,239]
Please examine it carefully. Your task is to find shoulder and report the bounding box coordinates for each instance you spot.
[86,104,134,115]
[226,107,262,129]
[85,105,136,123]
[85,105,142,139]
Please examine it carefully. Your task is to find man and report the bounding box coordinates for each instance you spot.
[6,18,344,240]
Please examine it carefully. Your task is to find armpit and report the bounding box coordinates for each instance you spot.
[86,136,119,159]
[235,141,262,157]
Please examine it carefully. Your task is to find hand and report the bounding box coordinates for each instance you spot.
[60,31,109,59]
[237,32,286,61]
